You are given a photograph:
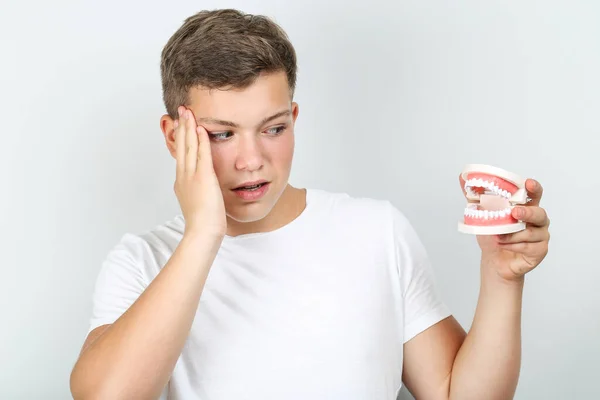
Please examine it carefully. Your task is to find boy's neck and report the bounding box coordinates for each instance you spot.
[225,184,307,237]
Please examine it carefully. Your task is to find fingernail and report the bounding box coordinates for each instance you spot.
[173,120,179,129]
[515,208,524,218]
[185,110,190,120]
[177,107,182,117]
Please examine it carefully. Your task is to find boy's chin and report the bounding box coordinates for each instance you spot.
[225,202,275,224]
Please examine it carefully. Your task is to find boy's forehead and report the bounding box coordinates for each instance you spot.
[188,74,292,125]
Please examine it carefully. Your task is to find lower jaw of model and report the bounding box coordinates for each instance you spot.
[458,165,528,235]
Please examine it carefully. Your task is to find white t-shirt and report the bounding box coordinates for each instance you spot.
[88,188,451,399]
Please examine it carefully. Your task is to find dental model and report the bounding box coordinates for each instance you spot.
[458,164,529,235]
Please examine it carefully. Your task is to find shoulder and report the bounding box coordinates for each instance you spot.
[308,187,396,216]
[307,188,412,237]
[310,187,409,220]
[101,214,186,273]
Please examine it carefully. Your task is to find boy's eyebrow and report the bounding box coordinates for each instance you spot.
[196,109,291,128]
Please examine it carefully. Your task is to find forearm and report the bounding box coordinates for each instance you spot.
[449,259,524,400]
[70,233,222,400]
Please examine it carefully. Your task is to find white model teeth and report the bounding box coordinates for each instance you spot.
[465,179,512,199]
[464,207,513,219]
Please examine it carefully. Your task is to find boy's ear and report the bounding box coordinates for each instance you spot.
[160,114,177,158]
[292,102,299,123]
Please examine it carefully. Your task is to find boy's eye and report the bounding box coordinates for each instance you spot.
[266,126,286,135]
[209,132,232,141]
[208,125,286,141]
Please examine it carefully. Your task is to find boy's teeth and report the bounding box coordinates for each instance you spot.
[239,183,263,190]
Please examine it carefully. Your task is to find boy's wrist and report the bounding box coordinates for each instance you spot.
[181,230,224,253]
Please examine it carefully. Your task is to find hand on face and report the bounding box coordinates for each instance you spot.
[173,106,227,239]
[459,175,550,282]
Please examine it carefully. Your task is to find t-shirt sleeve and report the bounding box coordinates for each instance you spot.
[388,202,452,343]
[87,233,150,334]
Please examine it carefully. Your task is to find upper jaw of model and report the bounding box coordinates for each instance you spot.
[464,176,528,204]
[458,164,529,235]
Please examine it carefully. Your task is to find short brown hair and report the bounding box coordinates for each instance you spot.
[160,9,298,119]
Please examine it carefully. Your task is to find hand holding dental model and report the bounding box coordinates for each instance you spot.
[458,164,550,281]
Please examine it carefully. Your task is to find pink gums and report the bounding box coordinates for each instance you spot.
[466,172,518,195]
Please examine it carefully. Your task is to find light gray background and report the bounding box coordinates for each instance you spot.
[1,0,598,399]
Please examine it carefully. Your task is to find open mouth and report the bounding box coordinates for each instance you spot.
[231,180,271,201]
[458,164,528,235]
[233,182,268,191]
